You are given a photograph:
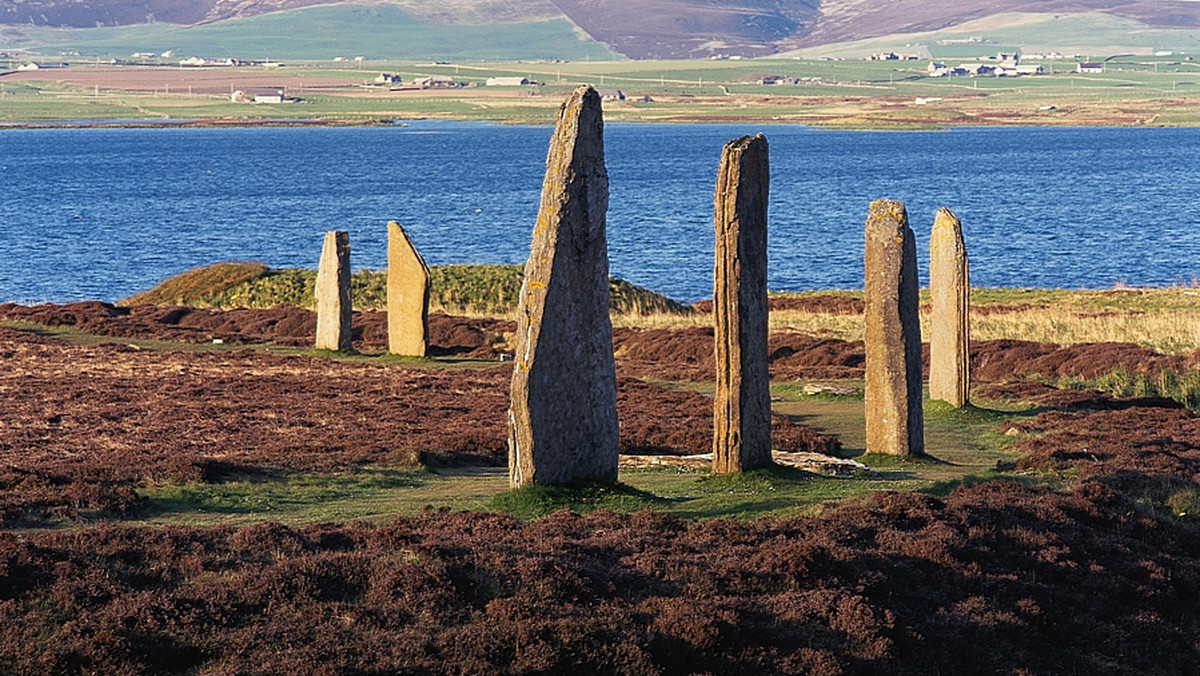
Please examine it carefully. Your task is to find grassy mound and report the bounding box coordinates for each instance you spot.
[122,261,269,306]
[122,262,692,317]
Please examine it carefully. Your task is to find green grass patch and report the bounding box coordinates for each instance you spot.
[485,481,667,520]
[138,467,508,527]
[143,468,426,517]
[1058,367,1200,410]
[773,381,864,402]
[856,452,947,469]
[636,465,893,520]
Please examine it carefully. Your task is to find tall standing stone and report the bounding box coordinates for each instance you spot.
[508,84,619,487]
[386,221,430,357]
[314,230,352,351]
[863,199,924,456]
[929,207,970,408]
[712,134,772,474]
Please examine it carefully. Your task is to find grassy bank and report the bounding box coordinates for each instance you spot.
[122,261,692,317]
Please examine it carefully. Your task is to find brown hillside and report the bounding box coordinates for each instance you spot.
[795,0,1200,48]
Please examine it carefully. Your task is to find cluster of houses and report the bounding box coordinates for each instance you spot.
[928,53,1044,77]
[179,56,281,68]
[230,89,294,104]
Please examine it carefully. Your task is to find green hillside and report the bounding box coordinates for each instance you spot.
[0,5,619,61]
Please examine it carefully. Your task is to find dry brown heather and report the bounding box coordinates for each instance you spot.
[3,446,1200,674]
[621,289,1200,356]
[4,296,1200,672]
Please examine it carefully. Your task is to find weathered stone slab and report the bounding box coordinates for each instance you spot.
[508,84,619,487]
[863,199,924,456]
[314,230,351,351]
[387,221,430,357]
[712,133,772,474]
[929,207,970,408]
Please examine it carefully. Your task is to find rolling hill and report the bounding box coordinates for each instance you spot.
[3,0,1200,59]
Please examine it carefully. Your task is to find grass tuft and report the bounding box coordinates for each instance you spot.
[1056,367,1200,410]
[485,481,666,520]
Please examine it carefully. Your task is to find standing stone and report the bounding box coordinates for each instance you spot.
[863,199,924,456]
[314,230,352,351]
[929,207,970,408]
[387,221,430,357]
[712,134,772,474]
[508,84,619,487]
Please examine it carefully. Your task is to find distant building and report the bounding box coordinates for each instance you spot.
[486,76,530,86]
[413,76,464,89]
[374,73,402,84]
[253,91,285,104]
[1077,62,1104,74]
[757,75,794,85]
[598,89,626,101]
[955,63,995,76]
[17,62,67,71]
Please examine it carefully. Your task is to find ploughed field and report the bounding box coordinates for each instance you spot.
[3,298,1200,674]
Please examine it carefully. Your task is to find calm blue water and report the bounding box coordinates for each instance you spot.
[2,123,1199,304]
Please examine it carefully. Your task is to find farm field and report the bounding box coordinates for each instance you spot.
[3,54,1200,127]
[3,269,1200,672]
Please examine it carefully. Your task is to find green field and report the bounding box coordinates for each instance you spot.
[2,51,1200,127]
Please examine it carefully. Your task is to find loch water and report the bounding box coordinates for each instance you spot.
[2,122,1198,304]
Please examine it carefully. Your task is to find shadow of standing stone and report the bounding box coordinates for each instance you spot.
[508,85,619,487]
[929,207,970,408]
[863,199,924,456]
[387,221,430,357]
[314,230,351,351]
[713,134,772,474]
